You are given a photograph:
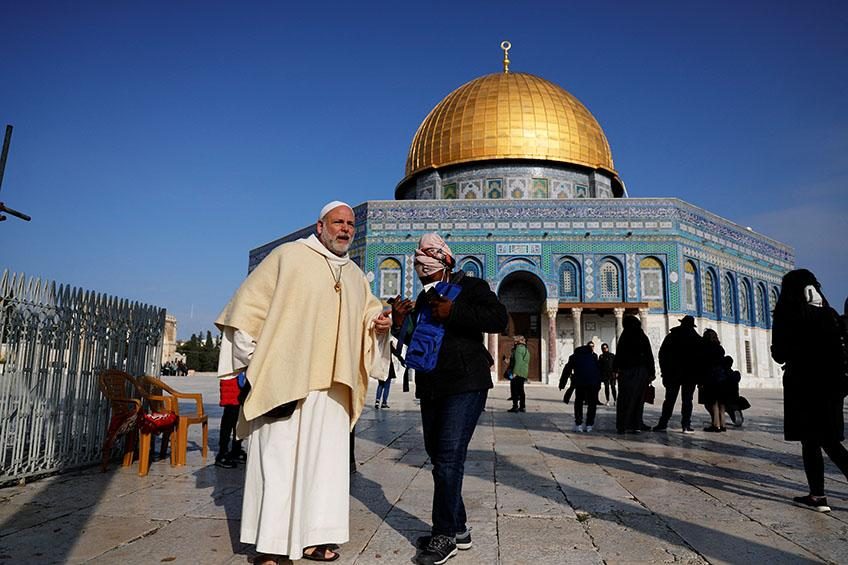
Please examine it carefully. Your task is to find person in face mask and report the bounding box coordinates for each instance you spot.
[771,269,848,513]
[391,232,508,565]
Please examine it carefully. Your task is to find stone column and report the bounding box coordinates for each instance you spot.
[572,307,583,349]
[613,307,625,348]
[487,332,498,380]
[638,307,649,329]
[546,300,559,375]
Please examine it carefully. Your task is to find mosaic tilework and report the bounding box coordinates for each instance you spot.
[486,179,503,199]
[442,183,457,199]
[626,253,637,299]
[508,178,527,199]
[584,257,594,299]
[249,199,790,322]
[460,179,483,199]
[531,178,549,198]
[552,179,573,199]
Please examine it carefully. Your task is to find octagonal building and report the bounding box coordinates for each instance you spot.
[250,49,792,387]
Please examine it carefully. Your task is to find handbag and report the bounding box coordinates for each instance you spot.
[405,281,463,372]
[643,384,656,404]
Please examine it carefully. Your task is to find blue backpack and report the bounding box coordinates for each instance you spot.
[404,281,463,373]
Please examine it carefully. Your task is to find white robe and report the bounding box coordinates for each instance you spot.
[240,383,351,558]
[226,325,368,557]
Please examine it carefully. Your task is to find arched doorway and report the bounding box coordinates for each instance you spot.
[497,271,545,381]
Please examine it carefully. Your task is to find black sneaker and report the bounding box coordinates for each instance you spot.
[682,426,695,434]
[214,455,237,469]
[416,534,457,565]
[416,530,471,551]
[652,424,668,432]
[793,495,831,512]
[228,449,247,463]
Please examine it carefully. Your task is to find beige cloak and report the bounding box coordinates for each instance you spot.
[215,236,388,431]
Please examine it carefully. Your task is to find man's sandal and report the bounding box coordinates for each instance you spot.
[302,545,340,562]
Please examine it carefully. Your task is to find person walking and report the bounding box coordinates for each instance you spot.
[614,316,655,434]
[215,371,244,468]
[375,338,402,409]
[653,315,702,434]
[560,345,602,432]
[699,328,727,432]
[562,341,594,404]
[598,343,617,406]
[771,268,848,513]
[507,336,530,413]
[215,201,392,563]
[391,233,508,565]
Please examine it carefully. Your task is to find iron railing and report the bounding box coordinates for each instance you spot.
[0,270,165,484]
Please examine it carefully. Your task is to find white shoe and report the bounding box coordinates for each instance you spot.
[585,425,593,432]
[572,424,582,432]
[580,424,587,432]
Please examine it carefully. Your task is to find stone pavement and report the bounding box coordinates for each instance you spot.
[1,374,847,564]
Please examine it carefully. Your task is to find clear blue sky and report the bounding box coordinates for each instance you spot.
[2,1,846,338]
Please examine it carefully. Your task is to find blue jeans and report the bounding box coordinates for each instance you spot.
[420,389,487,536]
[376,379,392,404]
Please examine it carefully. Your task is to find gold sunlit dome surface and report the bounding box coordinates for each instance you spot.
[403,72,616,181]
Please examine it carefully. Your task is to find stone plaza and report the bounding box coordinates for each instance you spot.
[1,374,846,564]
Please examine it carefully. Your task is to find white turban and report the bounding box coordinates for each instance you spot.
[318,200,353,220]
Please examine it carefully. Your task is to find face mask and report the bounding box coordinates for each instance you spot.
[804,285,823,307]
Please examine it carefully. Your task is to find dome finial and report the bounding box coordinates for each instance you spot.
[501,40,511,74]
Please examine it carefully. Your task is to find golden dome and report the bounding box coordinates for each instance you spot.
[402,72,616,182]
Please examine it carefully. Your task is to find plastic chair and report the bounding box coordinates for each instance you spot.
[140,376,208,466]
[98,369,142,472]
[98,369,177,476]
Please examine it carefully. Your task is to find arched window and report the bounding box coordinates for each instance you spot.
[639,256,665,308]
[755,284,766,324]
[704,269,717,314]
[683,260,698,312]
[559,259,580,300]
[379,258,402,298]
[769,287,779,323]
[722,273,736,321]
[459,258,482,278]
[599,259,623,301]
[739,279,751,323]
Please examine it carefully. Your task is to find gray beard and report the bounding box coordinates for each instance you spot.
[320,232,351,257]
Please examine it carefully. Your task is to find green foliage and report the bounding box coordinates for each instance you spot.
[177,331,221,371]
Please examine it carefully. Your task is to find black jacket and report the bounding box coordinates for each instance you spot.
[560,346,601,388]
[772,304,846,443]
[613,327,655,378]
[598,351,615,379]
[401,274,508,400]
[658,326,703,384]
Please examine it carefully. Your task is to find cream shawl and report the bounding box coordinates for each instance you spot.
[215,235,389,430]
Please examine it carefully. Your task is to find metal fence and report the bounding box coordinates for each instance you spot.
[0,270,165,484]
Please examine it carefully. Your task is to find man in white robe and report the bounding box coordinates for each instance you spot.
[216,201,391,563]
